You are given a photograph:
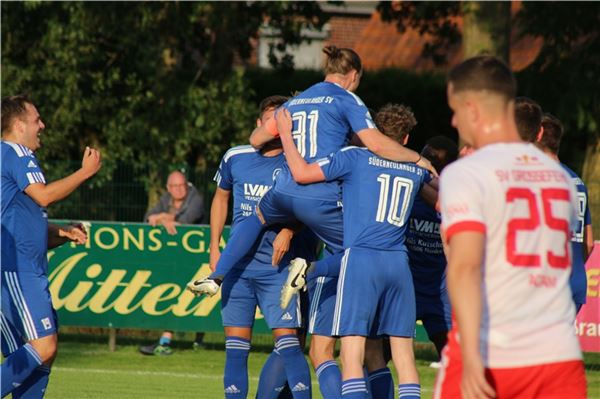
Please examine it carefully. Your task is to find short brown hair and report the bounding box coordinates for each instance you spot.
[323,45,362,76]
[375,103,417,143]
[448,56,516,100]
[539,113,564,155]
[259,95,288,118]
[1,94,32,134]
[515,97,542,142]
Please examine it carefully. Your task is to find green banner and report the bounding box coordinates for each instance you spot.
[48,221,429,341]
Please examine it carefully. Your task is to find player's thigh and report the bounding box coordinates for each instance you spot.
[291,197,344,252]
[221,271,257,328]
[1,271,58,342]
[376,252,416,338]
[254,269,302,330]
[332,248,381,337]
[257,189,297,226]
[416,295,451,340]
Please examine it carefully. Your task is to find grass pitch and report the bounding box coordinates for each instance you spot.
[41,333,599,398]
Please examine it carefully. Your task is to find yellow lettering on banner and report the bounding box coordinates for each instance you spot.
[182,230,205,254]
[95,227,119,250]
[148,229,162,251]
[587,269,599,297]
[112,271,152,314]
[88,270,128,313]
[171,265,208,316]
[142,284,182,315]
[49,253,89,309]
[123,228,144,251]
[61,264,103,312]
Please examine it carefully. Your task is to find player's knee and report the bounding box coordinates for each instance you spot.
[309,340,333,367]
[29,335,58,364]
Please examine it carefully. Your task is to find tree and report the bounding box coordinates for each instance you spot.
[1,2,328,218]
[377,1,600,238]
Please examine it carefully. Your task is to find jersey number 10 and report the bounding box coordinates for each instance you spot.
[375,174,414,227]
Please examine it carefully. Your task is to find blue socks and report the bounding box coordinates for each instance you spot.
[398,383,421,399]
[341,378,368,398]
[307,251,344,281]
[224,336,251,398]
[1,343,43,397]
[275,335,311,399]
[256,349,289,399]
[158,335,171,346]
[212,214,265,279]
[12,365,51,399]
[315,360,342,399]
[368,368,394,399]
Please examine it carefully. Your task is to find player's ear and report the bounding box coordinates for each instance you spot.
[403,134,409,146]
[536,126,544,142]
[256,118,262,128]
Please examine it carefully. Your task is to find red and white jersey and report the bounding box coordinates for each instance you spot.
[440,142,581,368]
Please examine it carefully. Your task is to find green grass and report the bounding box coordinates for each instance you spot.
[36,334,600,398]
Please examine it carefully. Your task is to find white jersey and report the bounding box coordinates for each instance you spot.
[440,142,582,368]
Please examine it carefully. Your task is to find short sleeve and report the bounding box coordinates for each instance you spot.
[214,156,233,191]
[339,93,376,133]
[583,185,592,226]
[319,147,359,182]
[6,150,46,192]
[439,161,486,243]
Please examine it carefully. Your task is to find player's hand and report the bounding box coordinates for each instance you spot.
[272,228,294,266]
[81,146,102,178]
[163,220,178,235]
[461,354,496,399]
[417,156,438,177]
[275,108,293,139]
[58,223,88,245]
[209,246,221,272]
[147,214,160,227]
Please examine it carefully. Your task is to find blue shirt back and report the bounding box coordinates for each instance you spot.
[1,141,49,274]
[562,164,591,305]
[215,145,317,270]
[406,197,447,297]
[320,146,428,250]
[274,81,375,201]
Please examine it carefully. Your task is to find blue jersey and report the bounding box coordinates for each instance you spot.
[406,197,446,296]
[320,146,428,250]
[1,141,48,274]
[274,81,376,201]
[562,164,591,305]
[215,145,317,270]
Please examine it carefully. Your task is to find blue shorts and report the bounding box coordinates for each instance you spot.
[259,189,344,254]
[307,276,338,336]
[332,248,415,337]
[415,291,452,339]
[1,271,58,354]
[221,267,301,329]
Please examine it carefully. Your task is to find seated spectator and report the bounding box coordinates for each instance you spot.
[139,170,205,356]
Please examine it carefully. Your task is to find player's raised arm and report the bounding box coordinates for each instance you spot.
[249,114,279,149]
[209,187,231,271]
[276,108,325,184]
[25,146,101,207]
[356,128,437,176]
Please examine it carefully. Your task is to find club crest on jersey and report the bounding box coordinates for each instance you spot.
[272,168,281,181]
[515,154,541,165]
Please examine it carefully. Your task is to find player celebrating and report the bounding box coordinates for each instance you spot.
[275,105,429,399]
[537,113,594,314]
[1,95,101,398]
[209,96,318,398]
[189,45,435,398]
[435,56,586,398]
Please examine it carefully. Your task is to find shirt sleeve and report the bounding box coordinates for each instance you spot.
[439,161,486,243]
[339,93,377,133]
[9,153,46,192]
[318,147,358,182]
[214,155,233,191]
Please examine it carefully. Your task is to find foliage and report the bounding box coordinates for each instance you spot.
[1,2,328,213]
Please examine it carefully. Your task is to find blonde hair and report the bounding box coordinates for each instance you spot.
[323,45,362,75]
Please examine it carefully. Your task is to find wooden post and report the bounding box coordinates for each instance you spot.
[108,324,116,352]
